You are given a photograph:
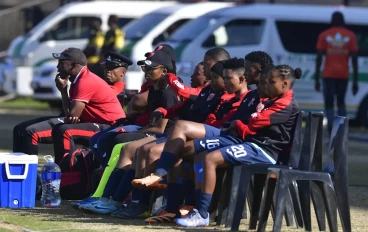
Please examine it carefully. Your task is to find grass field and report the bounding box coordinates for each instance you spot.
[0,97,49,109]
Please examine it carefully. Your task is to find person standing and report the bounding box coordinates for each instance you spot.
[101,15,124,58]
[315,11,358,133]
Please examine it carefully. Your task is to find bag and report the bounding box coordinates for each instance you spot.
[59,148,99,200]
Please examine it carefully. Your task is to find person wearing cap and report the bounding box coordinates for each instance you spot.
[12,47,126,164]
[102,51,132,95]
[100,15,124,58]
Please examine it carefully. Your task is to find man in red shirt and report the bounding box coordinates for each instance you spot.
[315,11,359,132]
[13,47,125,163]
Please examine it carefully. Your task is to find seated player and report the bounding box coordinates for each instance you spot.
[132,51,274,190]
[13,48,125,163]
[175,65,302,227]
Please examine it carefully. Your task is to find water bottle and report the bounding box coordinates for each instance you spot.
[40,155,61,207]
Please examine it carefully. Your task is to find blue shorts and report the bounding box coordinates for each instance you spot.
[219,142,276,165]
[193,133,244,154]
[203,124,222,137]
[154,134,167,144]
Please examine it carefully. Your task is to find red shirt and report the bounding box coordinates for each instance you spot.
[167,73,205,99]
[110,82,126,95]
[316,26,358,79]
[69,67,126,124]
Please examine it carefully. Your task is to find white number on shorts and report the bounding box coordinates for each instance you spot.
[201,139,220,150]
[226,145,247,158]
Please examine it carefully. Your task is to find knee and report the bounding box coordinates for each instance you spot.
[147,145,161,161]
[52,124,68,138]
[173,120,190,133]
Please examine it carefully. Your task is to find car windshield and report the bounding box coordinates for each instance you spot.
[168,15,220,42]
[124,13,169,40]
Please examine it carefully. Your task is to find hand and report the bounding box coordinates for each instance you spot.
[256,102,265,112]
[315,79,320,92]
[55,73,69,92]
[64,116,80,124]
[150,110,163,126]
[352,81,359,96]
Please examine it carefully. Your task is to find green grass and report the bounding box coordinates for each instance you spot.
[0,97,49,109]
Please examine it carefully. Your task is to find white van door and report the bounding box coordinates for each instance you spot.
[33,15,102,68]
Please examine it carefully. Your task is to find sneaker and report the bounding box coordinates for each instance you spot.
[131,173,167,189]
[90,199,123,215]
[78,197,109,211]
[145,210,178,223]
[71,197,99,209]
[151,198,167,216]
[111,207,128,217]
[113,202,150,219]
[179,205,194,217]
[175,209,209,227]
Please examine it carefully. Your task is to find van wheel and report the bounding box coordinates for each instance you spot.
[357,96,368,128]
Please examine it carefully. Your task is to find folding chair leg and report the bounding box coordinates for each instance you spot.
[284,189,294,227]
[272,178,290,232]
[311,181,326,231]
[257,176,277,232]
[217,169,232,226]
[319,182,338,232]
[249,174,266,229]
[298,180,312,231]
[289,181,304,228]
[209,169,226,222]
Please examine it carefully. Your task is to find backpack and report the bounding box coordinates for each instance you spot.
[59,148,99,200]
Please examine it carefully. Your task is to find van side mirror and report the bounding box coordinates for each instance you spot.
[152,33,167,46]
[202,34,216,48]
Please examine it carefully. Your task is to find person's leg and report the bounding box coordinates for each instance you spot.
[176,143,276,227]
[336,79,349,117]
[89,128,111,164]
[323,78,336,133]
[52,123,108,164]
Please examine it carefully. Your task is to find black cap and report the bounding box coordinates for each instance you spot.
[101,51,133,68]
[137,50,173,68]
[211,61,224,77]
[145,44,176,62]
[52,47,87,66]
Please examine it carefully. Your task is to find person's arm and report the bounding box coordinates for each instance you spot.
[60,89,70,116]
[69,100,86,118]
[352,51,358,83]
[167,73,203,100]
[156,101,187,120]
[234,97,293,140]
[68,78,95,123]
[315,32,327,88]
[315,50,325,81]
[139,118,169,134]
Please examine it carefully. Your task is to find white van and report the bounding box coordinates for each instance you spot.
[121,2,233,95]
[4,0,174,98]
[167,4,368,124]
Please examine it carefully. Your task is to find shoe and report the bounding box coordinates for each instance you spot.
[145,210,178,223]
[131,173,167,189]
[179,205,194,217]
[175,209,209,227]
[112,202,150,219]
[151,198,167,216]
[90,199,123,215]
[111,207,128,217]
[71,197,99,209]
[78,197,109,211]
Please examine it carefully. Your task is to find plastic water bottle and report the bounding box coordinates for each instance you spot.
[40,155,61,207]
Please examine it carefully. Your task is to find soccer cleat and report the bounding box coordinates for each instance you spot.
[90,199,123,215]
[151,198,167,216]
[78,197,109,211]
[71,197,99,209]
[175,209,209,227]
[145,210,178,223]
[131,173,167,189]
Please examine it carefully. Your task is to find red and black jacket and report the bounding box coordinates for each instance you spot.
[234,90,300,162]
[167,73,207,101]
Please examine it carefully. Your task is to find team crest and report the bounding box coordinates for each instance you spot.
[207,93,215,101]
[145,60,152,65]
[53,53,61,58]
[251,113,258,119]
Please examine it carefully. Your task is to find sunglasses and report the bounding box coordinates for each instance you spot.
[141,65,163,73]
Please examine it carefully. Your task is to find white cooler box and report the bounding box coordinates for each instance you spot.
[0,153,38,208]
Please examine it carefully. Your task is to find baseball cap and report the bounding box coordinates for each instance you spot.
[52,47,87,66]
[137,50,173,68]
[145,44,176,62]
[101,51,133,68]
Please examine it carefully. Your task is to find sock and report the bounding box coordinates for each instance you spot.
[112,169,135,202]
[197,193,212,219]
[182,179,195,206]
[101,168,125,198]
[131,187,140,203]
[195,189,201,207]
[166,183,182,214]
[139,189,152,206]
[155,151,177,176]
[92,143,126,197]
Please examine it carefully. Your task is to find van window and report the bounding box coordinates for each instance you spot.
[276,21,368,56]
[118,17,133,28]
[124,13,169,40]
[152,19,189,45]
[202,19,265,48]
[169,15,220,43]
[42,16,101,41]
